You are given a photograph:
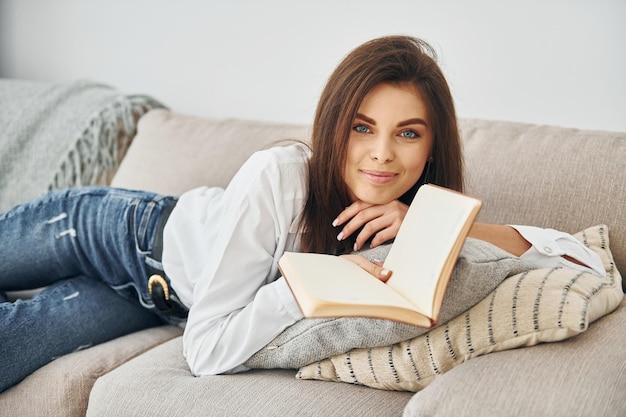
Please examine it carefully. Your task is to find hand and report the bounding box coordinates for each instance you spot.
[340,254,392,282]
[333,200,409,251]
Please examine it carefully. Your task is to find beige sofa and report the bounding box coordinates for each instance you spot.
[1,100,625,416]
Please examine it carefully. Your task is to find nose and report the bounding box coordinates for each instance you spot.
[370,135,395,163]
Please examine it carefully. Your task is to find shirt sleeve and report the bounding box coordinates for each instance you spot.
[178,147,306,376]
[510,225,606,277]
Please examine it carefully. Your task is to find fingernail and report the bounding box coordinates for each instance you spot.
[380,269,391,277]
[332,218,339,227]
[353,242,358,252]
[337,232,344,241]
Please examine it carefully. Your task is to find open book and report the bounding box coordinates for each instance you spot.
[279,184,482,327]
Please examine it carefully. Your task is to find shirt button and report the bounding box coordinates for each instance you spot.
[544,246,553,254]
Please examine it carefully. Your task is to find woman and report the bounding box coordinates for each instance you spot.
[0,36,603,391]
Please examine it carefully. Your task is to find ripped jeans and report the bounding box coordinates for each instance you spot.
[0,187,176,392]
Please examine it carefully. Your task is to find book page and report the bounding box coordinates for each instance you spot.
[279,252,419,314]
[384,185,481,318]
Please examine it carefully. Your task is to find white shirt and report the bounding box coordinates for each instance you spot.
[163,144,308,376]
[162,143,605,377]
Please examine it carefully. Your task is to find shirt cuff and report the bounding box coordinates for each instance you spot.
[509,225,606,277]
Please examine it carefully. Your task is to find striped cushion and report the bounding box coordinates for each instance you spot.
[297,225,623,391]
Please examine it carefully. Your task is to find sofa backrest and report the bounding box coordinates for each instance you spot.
[461,118,626,274]
[112,109,310,194]
[113,110,626,274]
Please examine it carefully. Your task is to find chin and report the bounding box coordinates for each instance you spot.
[355,193,399,205]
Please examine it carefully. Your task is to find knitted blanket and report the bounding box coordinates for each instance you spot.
[0,79,164,212]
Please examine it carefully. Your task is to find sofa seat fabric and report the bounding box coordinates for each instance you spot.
[86,302,626,417]
[0,325,182,417]
[86,337,414,417]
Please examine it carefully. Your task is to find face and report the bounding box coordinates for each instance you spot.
[344,82,433,204]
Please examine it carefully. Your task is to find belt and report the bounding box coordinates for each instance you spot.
[148,198,188,319]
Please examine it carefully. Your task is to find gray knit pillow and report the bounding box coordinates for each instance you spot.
[246,238,533,369]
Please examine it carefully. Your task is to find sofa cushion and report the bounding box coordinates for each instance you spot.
[0,325,182,417]
[246,238,532,369]
[297,225,623,391]
[86,337,413,417]
[111,109,310,196]
[460,118,626,281]
[404,296,626,417]
[0,79,164,212]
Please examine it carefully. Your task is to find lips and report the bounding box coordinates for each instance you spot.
[359,169,399,185]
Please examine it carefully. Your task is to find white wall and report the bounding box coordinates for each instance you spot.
[1,0,625,132]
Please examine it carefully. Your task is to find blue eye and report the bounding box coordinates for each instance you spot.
[400,130,419,139]
[353,124,370,134]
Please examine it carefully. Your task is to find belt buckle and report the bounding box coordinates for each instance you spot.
[148,274,188,318]
[148,274,170,301]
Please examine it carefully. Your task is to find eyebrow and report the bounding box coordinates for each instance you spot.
[355,113,429,128]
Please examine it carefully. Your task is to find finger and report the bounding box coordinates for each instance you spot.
[337,205,386,243]
[342,255,392,282]
[332,201,373,228]
[360,202,408,249]
[353,207,406,250]
[354,217,400,250]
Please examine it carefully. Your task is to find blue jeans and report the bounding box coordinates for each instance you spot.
[0,187,176,392]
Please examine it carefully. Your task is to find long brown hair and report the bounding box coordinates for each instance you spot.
[299,35,464,255]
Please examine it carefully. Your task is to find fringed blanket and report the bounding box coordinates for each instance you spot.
[0,79,165,212]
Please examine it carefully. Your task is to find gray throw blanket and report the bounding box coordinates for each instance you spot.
[0,79,164,212]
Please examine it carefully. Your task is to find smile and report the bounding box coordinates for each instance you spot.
[359,169,399,185]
